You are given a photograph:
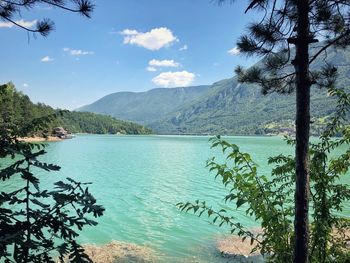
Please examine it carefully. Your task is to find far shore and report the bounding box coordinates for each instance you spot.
[18,136,62,143]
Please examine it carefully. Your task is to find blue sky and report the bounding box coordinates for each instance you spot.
[0,0,258,110]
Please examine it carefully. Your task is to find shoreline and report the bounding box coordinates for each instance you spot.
[82,241,156,263]
[75,133,285,137]
[18,136,62,143]
[78,235,262,263]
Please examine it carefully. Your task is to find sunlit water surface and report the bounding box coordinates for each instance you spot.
[2,135,349,262]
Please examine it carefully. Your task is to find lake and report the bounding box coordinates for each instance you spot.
[3,135,349,262]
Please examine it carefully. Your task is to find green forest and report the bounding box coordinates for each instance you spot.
[1,0,350,262]
[79,44,350,136]
[0,82,152,136]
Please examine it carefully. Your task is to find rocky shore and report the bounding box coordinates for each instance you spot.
[75,236,263,263]
[18,136,62,142]
[81,241,156,263]
[216,235,263,262]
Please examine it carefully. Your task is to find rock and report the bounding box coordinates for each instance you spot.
[216,235,263,263]
[81,241,156,263]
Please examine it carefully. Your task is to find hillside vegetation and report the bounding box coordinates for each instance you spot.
[0,83,152,135]
[78,45,350,135]
[77,85,211,124]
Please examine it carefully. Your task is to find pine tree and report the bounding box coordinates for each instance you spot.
[218,0,350,262]
[0,0,93,36]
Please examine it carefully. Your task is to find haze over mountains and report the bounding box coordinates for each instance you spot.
[77,46,350,135]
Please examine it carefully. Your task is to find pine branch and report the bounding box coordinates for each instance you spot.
[309,30,350,64]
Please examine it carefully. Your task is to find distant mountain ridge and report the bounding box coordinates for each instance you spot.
[77,46,350,135]
[77,85,211,124]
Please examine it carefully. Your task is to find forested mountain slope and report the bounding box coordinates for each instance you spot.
[77,85,211,124]
[151,46,349,135]
[0,83,152,135]
[78,46,350,135]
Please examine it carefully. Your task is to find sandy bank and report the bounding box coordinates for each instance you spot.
[18,136,62,143]
[82,241,156,263]
[216,233,264,263]
[216,228,350,262]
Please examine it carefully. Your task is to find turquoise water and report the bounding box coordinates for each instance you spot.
[2,135,349,262]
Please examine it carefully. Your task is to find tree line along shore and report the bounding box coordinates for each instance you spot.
[0,83,153,138]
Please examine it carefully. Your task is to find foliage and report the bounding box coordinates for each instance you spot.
[58,111,152,135]
[0,86,105,262]
[216,0,350,96]
[178,85,350,262]
[0,2,106,261]
[0,83,152,136]
[0,0,93,36]
[214,1,350,261]
[81,46,350,136]
[151,66,346,136]
[77,85,212,125]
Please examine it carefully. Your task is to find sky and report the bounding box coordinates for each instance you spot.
[0,0,259,110]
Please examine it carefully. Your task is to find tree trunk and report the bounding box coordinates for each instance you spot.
[293,1,311,263]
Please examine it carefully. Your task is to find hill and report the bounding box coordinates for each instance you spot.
[77,85,211,124]
[78,46,350,135]
[149,78,337,135]
[0,83,152,135]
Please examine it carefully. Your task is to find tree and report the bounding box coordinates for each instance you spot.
[0,0,93,36]
[0,2,103,262]
[178,84,350,262]
[0,102,105,262]
[217,0,350,261]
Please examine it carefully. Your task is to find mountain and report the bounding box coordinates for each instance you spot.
[0,83,152,135]
[77,85,211,124]
[149,79,334,135]
[78,46,350,135]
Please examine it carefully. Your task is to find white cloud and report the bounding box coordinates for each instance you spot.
[0,19,37,28]
[152,71,195,88]
[149,59,180,68]
[121,29,138,35]
[22,83,29,88]
[179,44,188,51]
[147,66,157,72]
[120,27,178,50]
[228,46,240,55]
[41,56,53,62]
[63,47,94,56]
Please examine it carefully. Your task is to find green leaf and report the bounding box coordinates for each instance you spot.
[236,198,246,208]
